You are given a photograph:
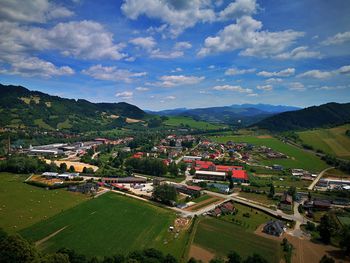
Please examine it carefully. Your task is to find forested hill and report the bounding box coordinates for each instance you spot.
[253,102,350,132]
[0,84,146,132]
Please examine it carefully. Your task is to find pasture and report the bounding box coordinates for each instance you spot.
[211,135,328,172]
[192,217,282,263]
[298,124,350,160]
[164,116,224,130]
[0,173,88,233]
[20,193,189,260]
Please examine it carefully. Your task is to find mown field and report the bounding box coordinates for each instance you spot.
[298,124,350,160]
[164,116,224,130]
[192,217,282,263]
[20,193,189,259]
[0,173,88,233]
[211,135,328,172]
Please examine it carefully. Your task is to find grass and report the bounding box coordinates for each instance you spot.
[20,193,189,260]
[238,192,278,207]
[337,215,350,226]
[57,119,72,129]
[193,217,282,263]
[192,194,212,203]
[0,173,88,233]
[164,116,224,130]
[34,118,54,130]
[298,124,350,160]
[211,135,328,172]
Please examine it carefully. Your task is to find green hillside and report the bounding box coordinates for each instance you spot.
[164,116,225,130]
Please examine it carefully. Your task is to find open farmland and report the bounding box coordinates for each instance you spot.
[20,193,189,260]
[0,173,88,233]
[190,217,282,263]
[298,124,350,160]
[211,135,328,172]
[164,116,224,130]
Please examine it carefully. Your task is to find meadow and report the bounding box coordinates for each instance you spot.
[20,192,189,260]
[211,135,329,172]
[298,124,350,160]
[164,116,224,130]
[192,217,282,263]
[0,172,88,233]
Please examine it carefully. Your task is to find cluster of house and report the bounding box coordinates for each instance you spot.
[278,192,293,211]
[316,178,350,191]
[42,172,80,180]
[291,169,317,181]
[68,182,99,194]
[257,146,287,159]
[208,201,235,217]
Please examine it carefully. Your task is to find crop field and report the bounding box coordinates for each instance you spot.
[20,193,189,259]
[0,173,88,233]
[192,217,281,263]
[211,135,328,172]
[164,116,224,130]
[298,124,350,159]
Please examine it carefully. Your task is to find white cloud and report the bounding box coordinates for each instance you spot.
[208,65,216,69]
[318,85,348,90]
[322,31,350,46]
[116,91,133,100]
[158,75,205,87]
[82,64,147,83]
[257,68,295,77]
[225,67,255,75]
[150,49,184,59]
[174,41,192,50]
[289,82,305,91]
[198,16,303,57]
[256,84,273,91]
[171,67,183,72]
[247,93,258,97]
[0,0,74,23]
[218,0,258,21]
[265,78,282,83]
[165,95,176,100]
[129,36,156,51]
[121,0,215,37]
[338,65,350,75]
[275,46,321,60]
[212,84,252,93]
[136,86,149,91]
[297,70,333,79]
[0,55,74,77]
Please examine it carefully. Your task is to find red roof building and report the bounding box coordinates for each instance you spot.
[216,165,243,172]
[194,160,215,170]
[132,152,144,159]
[232,170,249,181]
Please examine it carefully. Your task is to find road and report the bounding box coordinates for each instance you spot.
[307,167,334,190]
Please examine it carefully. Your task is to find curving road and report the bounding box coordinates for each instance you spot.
[308,166,334,190]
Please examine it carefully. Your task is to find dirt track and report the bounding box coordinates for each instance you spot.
[188,245,215,262]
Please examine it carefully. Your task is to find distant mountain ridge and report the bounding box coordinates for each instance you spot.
[148,104,299,125]
[253,102,350,132]
[0,84,146,132]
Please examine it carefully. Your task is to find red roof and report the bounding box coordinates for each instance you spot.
[195,160,215,170]
[111,183,128,190]
[216,165,243,172]
[133,152,143,158]
[232,170,248,180]
[186,185,202,191]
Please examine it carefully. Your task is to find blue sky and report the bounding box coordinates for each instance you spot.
[0,0,349,110]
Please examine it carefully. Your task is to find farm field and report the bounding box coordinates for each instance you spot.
[238,192,278,207]
[164,116,224,130]
[0,173,88,233]
[20,192,189,260]
[298,124,350,160]
[211,135,328,172]
[191,217,282,263]
[45,160,99,172]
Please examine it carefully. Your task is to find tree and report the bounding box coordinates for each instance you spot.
[179,162,187,174]
[227,171,234,189]
[287,186,296,201]
[125,166,133,176]
[69,165,75,173]
[189,167,196,176]
[168,162,178,177]
[209,258,225,263]
[318,215,333,244]
[268,184,275,198]
[152,184,177,204]
[59,163,67,173]
[243,254,268,263]
[42,253,70,263]
[319,255,335,263]
[227,251,242,263]
[339,225,350,255]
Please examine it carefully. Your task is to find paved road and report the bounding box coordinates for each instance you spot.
[308,167,334,190]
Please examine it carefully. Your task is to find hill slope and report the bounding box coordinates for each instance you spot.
[0,84,145,132]
[254,102,350,132]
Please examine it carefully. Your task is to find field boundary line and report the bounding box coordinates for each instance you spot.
[35,226,68,246]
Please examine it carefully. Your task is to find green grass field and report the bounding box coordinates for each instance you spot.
[211,135,328,172]
[298,124,350,160]
[20,193,189,259]
[164,116,224,130]
[0,173,88,233]
[238,192,278,207]
[193,218,281,263]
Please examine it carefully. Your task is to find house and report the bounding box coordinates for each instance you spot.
[132,152,144,159]
[280,192,293,211]
[68,182,99,194]
[231,170,249,183]
[175,184,202,196]
[313,200,331,210]
[272,164,284,170]
[263,220,285,236]
[183,156,202,162]
[153,177,167,186]
[219,201,235,214]
[194,170,226,181]
[102,177,147,184]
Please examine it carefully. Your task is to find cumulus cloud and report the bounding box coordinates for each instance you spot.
[212,84,252,93]
[225,67,256,75]
[198,16,303,57]
[256,84,273,91]
[289,82,305,91]
[322,31,350,46]
[318,85,348,91]
[129,36,156,51]
[121,0,215,37]
[165,95,176,100]
[174,41,192,50]
[116,91,133,100]
[275,46,321,60]
[136,86,149,91]
[297,70,333,79]
[150,49,184,59]
[338,65,350,75]
[257,68,295,77]
[157,75,205,87]
[218,0,258,21]
[82,64,147,83]
[0,0,74,23]
[265,78,283,83]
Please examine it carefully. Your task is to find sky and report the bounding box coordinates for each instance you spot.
[0,0,350,110]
